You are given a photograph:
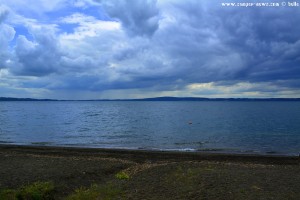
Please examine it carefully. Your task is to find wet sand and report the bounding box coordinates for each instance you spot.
[0,144,299,199]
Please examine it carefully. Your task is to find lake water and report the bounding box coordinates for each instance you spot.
[0,101,300,155]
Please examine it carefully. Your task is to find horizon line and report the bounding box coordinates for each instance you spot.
[1,96,300,101]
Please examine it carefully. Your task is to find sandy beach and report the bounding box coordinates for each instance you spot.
[0,144,299,199]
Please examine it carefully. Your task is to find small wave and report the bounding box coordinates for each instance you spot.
[0,140,13,144]
[63,122,73,125]
[265,151,278,154]
[197,148,228,152]
[82,112,102,117]
[197,148,284,155]
[63,135,93,139]
[105,133,138,139]
[174,141,208,146]
[135,147,198,152]
[78,128,91,132]
[31,142,53,145]
[181,148,197,151]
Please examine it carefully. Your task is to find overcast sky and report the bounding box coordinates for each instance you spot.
[0,0,300,99]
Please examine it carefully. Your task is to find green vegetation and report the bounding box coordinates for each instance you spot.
[0,189,18,200]
[115,171,130,180]
[0,182,122,200]
[0,181,55,200]
[65,184,122,200]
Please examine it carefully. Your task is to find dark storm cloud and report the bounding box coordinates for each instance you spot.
[148,1,247,83]
[2,0,300,97]
[11,26,63,76]
[98,0,160,36]
[60,0,300,92]
[0,6,8,22]
[143,1,300,90]
[0,6,14,69]
[213,5,300,84]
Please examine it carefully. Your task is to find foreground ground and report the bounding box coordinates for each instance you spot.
[0,145,299,199]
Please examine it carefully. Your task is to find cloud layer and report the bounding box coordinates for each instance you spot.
[0,0,300,99]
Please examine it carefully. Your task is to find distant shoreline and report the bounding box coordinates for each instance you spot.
[0,144,298,164]
[1,96,300,101]
[0,143,298,157]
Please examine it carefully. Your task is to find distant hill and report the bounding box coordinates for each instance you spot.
[127,97,210,101]
[1,96,300,101]
[0,97,57,101]
[128,97,300,101]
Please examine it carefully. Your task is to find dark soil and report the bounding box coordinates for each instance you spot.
[0,145,299,199]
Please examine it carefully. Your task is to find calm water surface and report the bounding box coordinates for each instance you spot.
[0,101,300,155]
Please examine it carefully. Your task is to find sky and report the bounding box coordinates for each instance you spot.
[0,0,300,99]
